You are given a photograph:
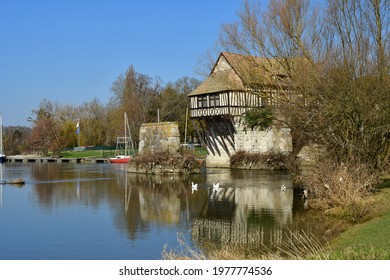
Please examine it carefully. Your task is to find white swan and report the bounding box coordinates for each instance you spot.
[281,184,286,192]
[191,182,198,193]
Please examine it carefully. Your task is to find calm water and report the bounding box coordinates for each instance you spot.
[0,162,338,260]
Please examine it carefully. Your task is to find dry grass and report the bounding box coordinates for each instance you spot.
[299,159,382,223]
[162,233,207,260]
[162,231,332,260]
[230,150,289,169]
[133,150,200,171]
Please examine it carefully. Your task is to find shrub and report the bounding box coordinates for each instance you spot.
[300,158,380,222]
[243,106,274,130]
[230,150,289,169]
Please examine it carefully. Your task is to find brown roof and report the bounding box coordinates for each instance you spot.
[189,52,290,96]
[188,68,245,96]
[221,52,288,85]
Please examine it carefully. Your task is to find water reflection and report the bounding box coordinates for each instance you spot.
[0,163,344,259]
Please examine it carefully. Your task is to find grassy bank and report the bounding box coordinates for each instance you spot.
[60,150,114,158]
[59,146,207,159]
[329,187,390,259]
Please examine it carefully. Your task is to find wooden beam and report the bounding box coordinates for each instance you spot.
[198,119,218,156]
[191,119,209,155]
[210,117,230,156]
[221,116,235,149]
[201,119,221,156]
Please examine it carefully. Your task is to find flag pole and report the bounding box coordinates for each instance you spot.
[76,120,80,147]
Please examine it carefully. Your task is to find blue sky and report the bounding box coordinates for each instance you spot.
[0,0,243,126]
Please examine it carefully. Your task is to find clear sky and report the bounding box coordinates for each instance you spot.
[0,0,243,126]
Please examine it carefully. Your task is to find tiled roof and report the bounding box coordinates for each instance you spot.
[189,52,290,96]
[188,68,244,96]
[221,52,289,86]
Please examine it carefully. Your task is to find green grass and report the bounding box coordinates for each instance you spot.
[59,146,207,159]
[329,188,390,259]
[60,150,115,158]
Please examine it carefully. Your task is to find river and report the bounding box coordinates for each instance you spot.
[0,162,341,260]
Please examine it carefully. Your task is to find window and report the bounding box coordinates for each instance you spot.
[209,94,220,108]
[197,96,207,108]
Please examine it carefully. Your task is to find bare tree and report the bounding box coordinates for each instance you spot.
[215,0,390,170]
[109,65,163,146]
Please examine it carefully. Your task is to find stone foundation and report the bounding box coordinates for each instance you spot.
[205,121,293,169]
[138,122,180,154]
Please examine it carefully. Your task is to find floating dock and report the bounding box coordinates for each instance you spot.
[5,156,109,164]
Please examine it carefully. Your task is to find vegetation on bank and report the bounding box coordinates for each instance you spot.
[230,150,290,170]
[57,146,207,159]
[329,188,390,259]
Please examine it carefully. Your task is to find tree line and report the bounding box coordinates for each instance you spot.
[3,66,200,156]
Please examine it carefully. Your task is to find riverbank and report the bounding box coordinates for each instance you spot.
[328,186,390,259]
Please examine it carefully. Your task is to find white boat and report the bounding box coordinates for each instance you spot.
[109,112,134,164]
[0,114,5,163]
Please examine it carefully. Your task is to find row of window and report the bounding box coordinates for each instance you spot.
[197,94,220,108]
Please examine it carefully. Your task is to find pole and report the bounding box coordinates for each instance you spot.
[184,107,188,146]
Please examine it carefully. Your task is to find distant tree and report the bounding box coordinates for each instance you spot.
[77,98,108,146]
[172,77,201,143]
[3,126,32,155]
[173,76,201,95]
[109,65,163,146]
[30,99,66,156]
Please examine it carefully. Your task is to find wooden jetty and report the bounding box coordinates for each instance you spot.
[5,156,109,164]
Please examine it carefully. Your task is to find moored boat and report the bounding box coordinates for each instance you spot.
[109,112,134,164]
[109,155,131,164]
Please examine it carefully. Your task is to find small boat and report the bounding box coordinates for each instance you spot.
[109,112,134,164]
[109,155,131,164]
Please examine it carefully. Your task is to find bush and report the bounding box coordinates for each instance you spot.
[243,106,274,131]
[230,150,289,169]
[300,158,380,222]
[132,150,199,171]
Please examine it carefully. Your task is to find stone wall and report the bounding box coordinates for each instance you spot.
[138,122,180,154]
[235,126,292,154]
[206,120,292,168]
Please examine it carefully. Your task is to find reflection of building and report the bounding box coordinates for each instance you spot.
[139,190,181,224]
[192,186,294,248]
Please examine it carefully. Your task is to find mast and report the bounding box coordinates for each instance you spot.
[124,112,128,155]
[124,112,134,153]
[184,107,188,146]
[0,113,3,156]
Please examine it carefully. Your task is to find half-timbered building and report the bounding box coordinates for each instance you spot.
[188,52,292,167]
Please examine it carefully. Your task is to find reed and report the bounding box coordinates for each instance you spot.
[162,230,332,260]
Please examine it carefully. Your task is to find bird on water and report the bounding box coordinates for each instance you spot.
[191,182,198,193]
